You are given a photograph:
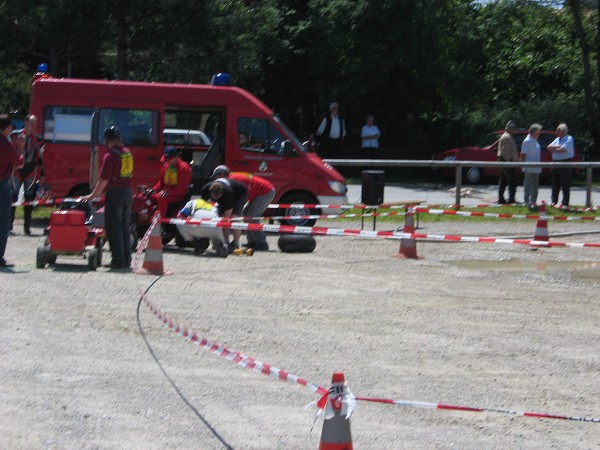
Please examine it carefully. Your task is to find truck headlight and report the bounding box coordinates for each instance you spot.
[328,181,347,195]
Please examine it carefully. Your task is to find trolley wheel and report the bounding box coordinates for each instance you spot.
[88,248,98,271]
[47,253,57,264]
[277,234,316,253]
[36,244,48,269]
[95,238,103,266]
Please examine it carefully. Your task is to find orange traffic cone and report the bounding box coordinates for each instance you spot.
[137,212,172,275]
[319,372,354,450]
[532,201,549,245]
[395,207,420,259]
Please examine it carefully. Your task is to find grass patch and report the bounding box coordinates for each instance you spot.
[12,206,56,220]
[337,204,600,224]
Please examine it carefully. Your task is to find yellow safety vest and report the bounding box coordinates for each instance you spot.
[119,151,134,178]
[193,199,214,213]
[164,166,179,185]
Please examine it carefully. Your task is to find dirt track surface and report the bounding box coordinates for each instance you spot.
[1,218,599,449]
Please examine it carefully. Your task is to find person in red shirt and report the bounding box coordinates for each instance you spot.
[151,146,192,218]
[84,125,134,269]
[0,114,24,267]
[210,165,275,251]
[11,114,44,235]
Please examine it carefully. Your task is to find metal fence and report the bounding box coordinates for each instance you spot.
[324,159,600,208]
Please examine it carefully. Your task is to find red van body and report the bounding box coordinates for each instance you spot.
[29,76,347,224]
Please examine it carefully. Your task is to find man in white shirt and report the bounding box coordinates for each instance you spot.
[519,123,542,210]
[361,115,381,154]
[547,123,575,207]
[316,102,346,158]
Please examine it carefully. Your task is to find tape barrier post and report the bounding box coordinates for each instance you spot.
[395,207,420,259]
[319,372,355,450]
[532,201,549,247]
[137,212,173,275]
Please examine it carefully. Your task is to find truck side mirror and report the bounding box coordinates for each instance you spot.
[281,140,294,157]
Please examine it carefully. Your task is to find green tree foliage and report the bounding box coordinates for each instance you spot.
[0,0,598,157]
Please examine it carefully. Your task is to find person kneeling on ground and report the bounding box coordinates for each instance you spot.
[176,198,228,257]
[200,177,247,252]
[210,165,275,251]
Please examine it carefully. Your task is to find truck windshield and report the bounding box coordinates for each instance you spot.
[273,116,306,153]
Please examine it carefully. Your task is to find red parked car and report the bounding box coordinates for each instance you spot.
[434,129,582,184]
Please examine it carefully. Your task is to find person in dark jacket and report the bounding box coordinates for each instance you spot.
[0,115,24,267]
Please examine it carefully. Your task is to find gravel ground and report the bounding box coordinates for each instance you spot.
[1,217,599,449]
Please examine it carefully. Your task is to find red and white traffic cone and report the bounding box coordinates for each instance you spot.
[319,372,354,450]
[395,207,420,259]
[137,212,172,275]
[532,201,549,247]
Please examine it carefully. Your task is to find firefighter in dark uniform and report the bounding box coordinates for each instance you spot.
[84,125,133,269]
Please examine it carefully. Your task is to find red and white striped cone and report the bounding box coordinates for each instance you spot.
[395,207,420,259]
[319,372,354,450]
[137,212,173,275]
[532,201,549,247]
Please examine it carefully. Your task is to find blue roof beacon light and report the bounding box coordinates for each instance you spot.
[37,63,48,73]
[210,73,232,86]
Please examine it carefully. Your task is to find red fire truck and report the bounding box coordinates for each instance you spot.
[29,73,347,225]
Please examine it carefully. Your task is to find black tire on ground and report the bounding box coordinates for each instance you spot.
[88,248,98,271]
[95,238,103,266]
[36,244,47,269]
[277,234,316,253]
[129,224,139,253]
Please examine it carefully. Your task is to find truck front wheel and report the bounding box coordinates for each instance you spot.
[278,193,317,227]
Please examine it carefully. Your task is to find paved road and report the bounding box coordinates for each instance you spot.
[347,182,598,207]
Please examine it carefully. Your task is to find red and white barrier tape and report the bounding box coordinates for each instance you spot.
[265,203,420,210]
[141,293,328,396]
[266,203,356,209]
[355,396,600,423]
[11,197,65,207]
[134,217,600,424]
[164,218,600,249]
[414,207,600,222]
[133,218,328,399]
[230,210,408,222]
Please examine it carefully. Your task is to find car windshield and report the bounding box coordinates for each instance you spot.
[273,115,306,152]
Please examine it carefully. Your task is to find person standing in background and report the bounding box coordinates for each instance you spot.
[497,120,519,204]
[360,114,381,155]
[0,115,24,267]
[547,123,575,207]
[519,123,543,210]
[316,102,346,158]
[11,115,44,235]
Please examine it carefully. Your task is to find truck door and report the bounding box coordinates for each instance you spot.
[91,104,162,188]
[232,116,296,191]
